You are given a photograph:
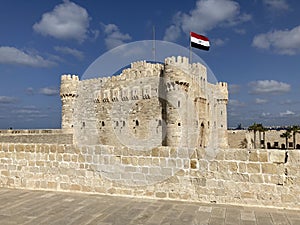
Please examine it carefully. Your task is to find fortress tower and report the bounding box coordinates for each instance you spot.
[60,74,79,132]
[216,82,228,148]
[163,56,189,147]
[163,56,210,148]
[59,56,228,148]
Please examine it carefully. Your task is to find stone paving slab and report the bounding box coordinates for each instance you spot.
[0,188,299,225]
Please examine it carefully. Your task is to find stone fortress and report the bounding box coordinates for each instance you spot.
[0,56,299,210]
[60,56,228,150]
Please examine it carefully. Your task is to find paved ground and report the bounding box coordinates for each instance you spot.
[0,188,299,225]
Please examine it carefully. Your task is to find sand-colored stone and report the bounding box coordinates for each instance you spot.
[262,163,277,174]
[247,163,261,173]
[269,151,286,163]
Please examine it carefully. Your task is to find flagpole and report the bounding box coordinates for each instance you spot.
[152,26,156,62]
[190,32,194,83]
[189,31,192,64]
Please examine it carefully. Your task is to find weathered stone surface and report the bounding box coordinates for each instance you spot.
[269,151,286,163]
[1,141,300,210]
[0,130,73,144]
[250,174,264,183]
[235,150,248,161]
[259,152,268,162]
[249,151,259,162]
[247,163,261,173]
[262,163,277,174]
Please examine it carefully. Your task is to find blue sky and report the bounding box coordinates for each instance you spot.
[0,0,300,129]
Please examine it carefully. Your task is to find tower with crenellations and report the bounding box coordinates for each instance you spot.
[60,74,79,132]
[60,56,228,149]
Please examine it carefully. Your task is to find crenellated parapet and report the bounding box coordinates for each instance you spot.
[164,56,207,89]
[165,56,189,69]
[130,60,163,70]
[217,82,228,101]
[60,74,79,99]
[218,81,228,90]
[122,61,163,80]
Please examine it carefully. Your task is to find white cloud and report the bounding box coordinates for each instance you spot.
[14,109,41,114]
[261,112,271,117]
[280,110,295,117]
[163,0,251,41]
[39,87,59,96]
[91,29,100,40]
[163,25,182,42]
[255,98,268,104]
[0,46,55,67]
[0,96,17,104]
[54,46,84,60]
[263,0,289,11]
[102,24,132,49]
[252,25,300,55]
[12,106,48,119]
[33,0,90,42]
[249,80,290,94]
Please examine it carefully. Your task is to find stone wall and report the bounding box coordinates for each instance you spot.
[228,130,300,149]
[0,130,73,144]
[62,56,229,149]
[0,143,299,210]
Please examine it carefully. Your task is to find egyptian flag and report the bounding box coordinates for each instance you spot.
[190,32,210,51]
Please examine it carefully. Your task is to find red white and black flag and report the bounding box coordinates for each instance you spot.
[190,32,210,51]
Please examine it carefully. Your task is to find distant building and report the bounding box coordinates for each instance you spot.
[228,129,300,149]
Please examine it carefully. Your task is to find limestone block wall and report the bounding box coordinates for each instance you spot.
[73,69,164,147]
[0,130,73,144]
[0,143,299,209]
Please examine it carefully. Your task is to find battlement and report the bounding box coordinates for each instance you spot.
[130,60,163,70]
[165,56,189,69]
[165,56,207,83]
[91,62,164,83]
[60,74,79,100]
[218,82,228,88]
[165,56,205,70]
[61,74,79,81]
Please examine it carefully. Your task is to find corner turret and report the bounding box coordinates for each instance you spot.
[60,74,79,132]
[216,82,228,148]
